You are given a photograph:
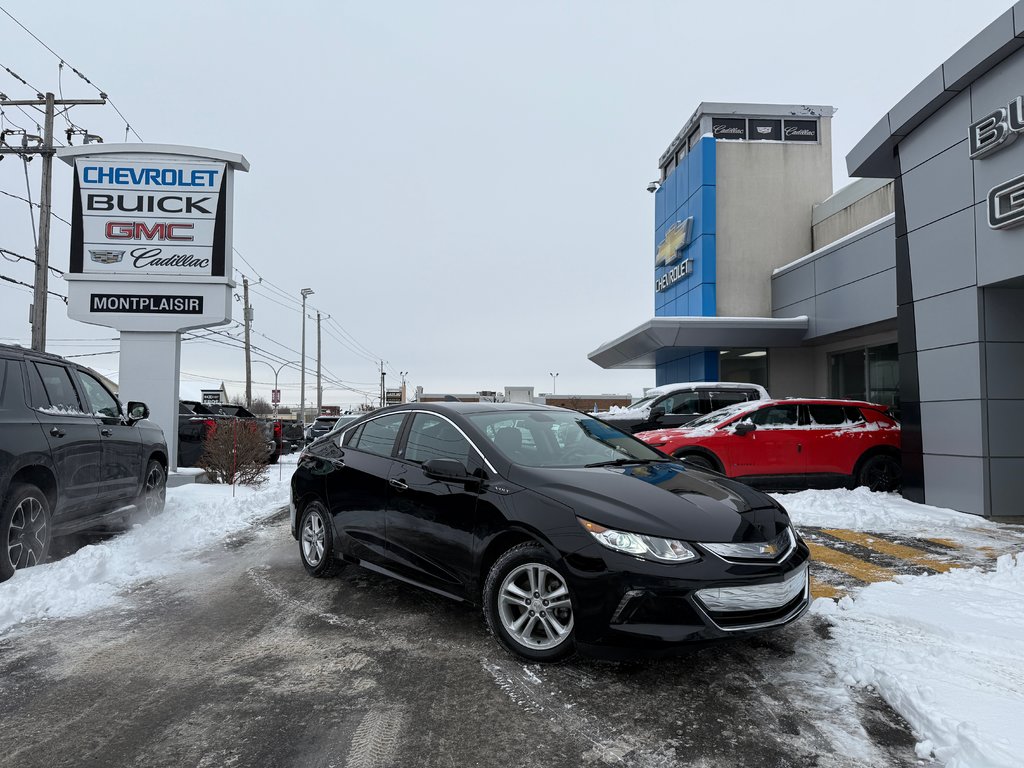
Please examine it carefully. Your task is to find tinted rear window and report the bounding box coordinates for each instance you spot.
[807,404,847,425]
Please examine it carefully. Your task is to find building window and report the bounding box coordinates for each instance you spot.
[829,343,899,410]
[719,349,767,388]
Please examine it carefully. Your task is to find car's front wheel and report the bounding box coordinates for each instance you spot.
[675,451,717,472]
[1,483,51,583]
[483,543,576,662]
[134,459,167,521]
[299,502,342,577]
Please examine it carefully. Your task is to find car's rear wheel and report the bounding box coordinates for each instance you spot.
[1,483,51,583]
[676,451,717,472]
[858,454,902,492]
[299,502,342,577]
[484,543,576,662]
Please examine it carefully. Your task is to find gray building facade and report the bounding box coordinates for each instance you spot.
[847,2,1024,517]
[589,3,1024,518]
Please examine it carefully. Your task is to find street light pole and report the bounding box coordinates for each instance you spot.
[299,288,314,435]
[549,372,559,395]
[252,359,300,417]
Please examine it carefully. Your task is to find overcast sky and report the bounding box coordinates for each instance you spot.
[0,0,1015,409]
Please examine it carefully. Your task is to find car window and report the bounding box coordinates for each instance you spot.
[404,413,472,465]
[807,404,848,426]
[709,390,754,410]
[747,404,799,428]
[659,393,700,415]
[844,406,866,423]
[76,370,120,418]
[349,413,406,457]
[33,362,85,413]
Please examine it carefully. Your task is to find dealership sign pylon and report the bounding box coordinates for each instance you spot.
[57,144,250,470]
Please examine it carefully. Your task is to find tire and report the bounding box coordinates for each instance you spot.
[299,501,342,577]
[483,542,576,662]
[134,459,167,522]
[1,483,52,583]
[676,452,716,472]
[857,454,902,492]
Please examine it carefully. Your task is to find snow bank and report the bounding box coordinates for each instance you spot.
[814,552,1024,767]
[774,487,998,535]
[0,474,291,635]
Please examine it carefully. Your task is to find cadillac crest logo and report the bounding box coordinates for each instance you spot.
[89,249,125,264]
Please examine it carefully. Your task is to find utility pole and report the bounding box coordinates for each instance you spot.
[243,277,253,407]
[316,311,322,414]
[0,92,107,351]
[379,361,386,408]
[299,288,314,434]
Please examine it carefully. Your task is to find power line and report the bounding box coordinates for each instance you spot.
[1,246,64,276]
[0,190,71,225]
[0,4,142,141]
[0,270,66,302]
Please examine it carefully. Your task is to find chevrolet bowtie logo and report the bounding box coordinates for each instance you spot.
[655,217,693,267]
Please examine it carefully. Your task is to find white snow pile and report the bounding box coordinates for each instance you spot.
[0,476,291,635]
[814,552,1024,768]
[775,487,999,535]
[783,487,1024,767]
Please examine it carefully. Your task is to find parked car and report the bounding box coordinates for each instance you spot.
[594,381,769,433]
[635,398,901,492]
[291,402,809,661]
[217,404,284,463]
[177,400,277,467]
[0,344,168,583]
[304,415,340,444]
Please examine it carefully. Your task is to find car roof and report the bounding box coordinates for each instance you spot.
[372,401,568,416]
[0,342,81,365]
[641,381,770,397]
[756,398,887,408]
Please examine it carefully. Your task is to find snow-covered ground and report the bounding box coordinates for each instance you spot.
[2,465,1022,767]
[780,489,1024,768]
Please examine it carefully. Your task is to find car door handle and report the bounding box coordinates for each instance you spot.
[329,458,346,469]
[49,426,65,438]
[101,428,113,437]
[389,478,409,491]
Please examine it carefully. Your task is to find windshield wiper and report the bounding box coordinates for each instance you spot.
[584,458,664,468]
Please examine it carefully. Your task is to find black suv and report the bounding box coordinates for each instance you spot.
[0,344,168,583]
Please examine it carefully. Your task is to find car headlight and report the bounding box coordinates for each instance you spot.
[577,517,698,563]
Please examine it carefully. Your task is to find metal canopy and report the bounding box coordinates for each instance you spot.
[588,316,809,369]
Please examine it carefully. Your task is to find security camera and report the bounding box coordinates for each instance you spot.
[646,181,660,193]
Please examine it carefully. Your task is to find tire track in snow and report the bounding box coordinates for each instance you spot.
[345,705,406,768]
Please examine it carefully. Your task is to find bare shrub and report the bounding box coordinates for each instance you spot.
[198,420,268,487]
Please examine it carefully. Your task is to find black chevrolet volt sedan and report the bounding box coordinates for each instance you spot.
[290,402,810,661]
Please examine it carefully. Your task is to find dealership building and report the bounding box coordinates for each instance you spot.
[590,2,1024,518]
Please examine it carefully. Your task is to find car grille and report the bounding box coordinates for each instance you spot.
[694,565,808,630]
[699,527,795,563]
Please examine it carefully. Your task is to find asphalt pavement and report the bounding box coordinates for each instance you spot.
[0,510,923,768]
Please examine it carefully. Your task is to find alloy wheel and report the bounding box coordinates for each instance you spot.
[497,562,574,650]
[7,495,48,570]
[144,465,166,516]
[301,509,326,566]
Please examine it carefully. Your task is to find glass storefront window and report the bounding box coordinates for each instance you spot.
[719,349,767,388]
[829,343,899,412]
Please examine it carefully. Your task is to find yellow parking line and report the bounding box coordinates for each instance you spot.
[822,529,955,573]
[925,537,960,550]
[809,578,844,600]
[805,542,896,584]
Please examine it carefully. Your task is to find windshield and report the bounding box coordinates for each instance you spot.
[625,394,658,410]
[685,401,762,428]
[468,410,667,468]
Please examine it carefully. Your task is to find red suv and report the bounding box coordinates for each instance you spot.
[635,399,900,491]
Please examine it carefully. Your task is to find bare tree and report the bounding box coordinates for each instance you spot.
[249,396,273,416]
[198,420,268,487]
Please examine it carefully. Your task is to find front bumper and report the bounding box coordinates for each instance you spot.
[561,536,811,653]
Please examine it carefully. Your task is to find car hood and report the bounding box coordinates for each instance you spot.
[510,462,788,543]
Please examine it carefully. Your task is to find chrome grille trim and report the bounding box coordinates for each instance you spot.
[699,526,795,563]
[694,564,808,617]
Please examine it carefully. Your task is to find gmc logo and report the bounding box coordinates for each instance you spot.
[988,173,1024,230]
[104,221,195,241]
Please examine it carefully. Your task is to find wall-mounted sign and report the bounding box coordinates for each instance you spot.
[968,96,1023,159]
[748,119,782,141]
[385,388,403,405]
[968,98,1024,230]
[783,120,818,142]
[656,258,693,292]
[712,118,747,140]
[70,157,228,278]
[655,217,693,267]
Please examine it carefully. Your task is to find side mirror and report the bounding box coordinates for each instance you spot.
[649,406,666,422]
[733,421,756,436]
[127,401,150,421]
[422,458,473,482]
